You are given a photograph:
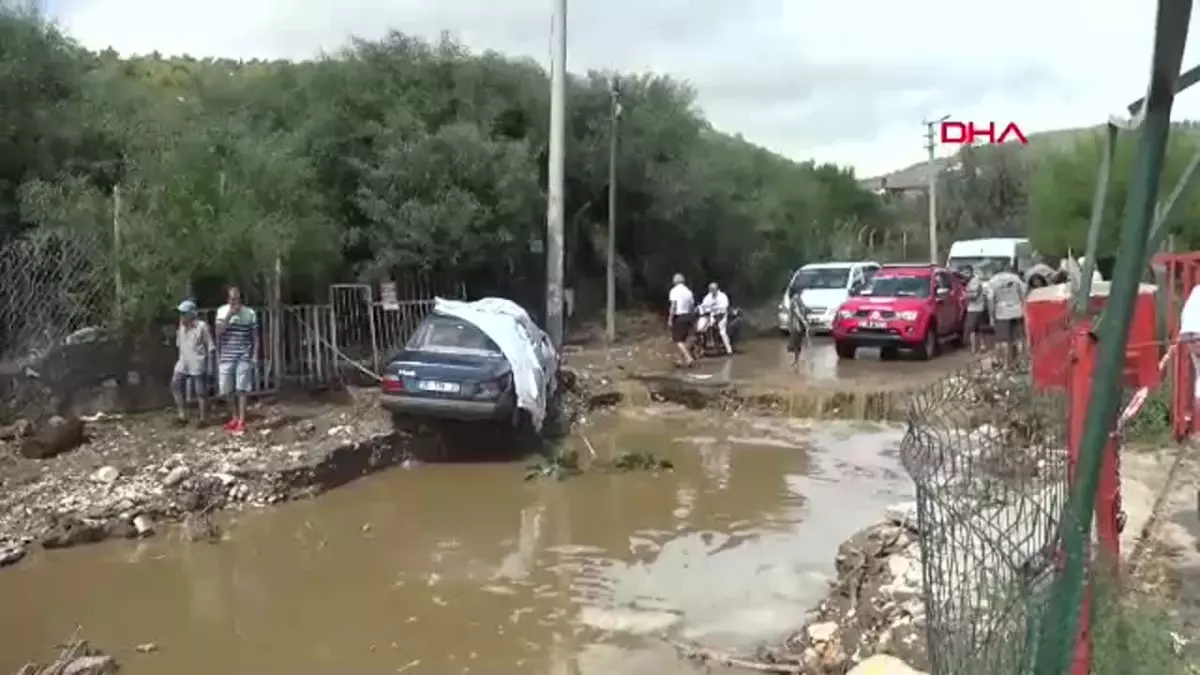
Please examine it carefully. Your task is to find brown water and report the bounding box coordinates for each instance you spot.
[0,408,912,675]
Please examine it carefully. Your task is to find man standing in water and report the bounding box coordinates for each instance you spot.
[987,261,1027,366]
[963,266,988,354]
[172,300,215,426]
[667,273,696,367]
[216,287,258,434]
[787,289,809,370]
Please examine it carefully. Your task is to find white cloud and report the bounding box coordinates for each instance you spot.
[51,0,1200,177]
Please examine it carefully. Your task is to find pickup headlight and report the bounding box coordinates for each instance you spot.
[837,309,854,319]
[898,311,919,321]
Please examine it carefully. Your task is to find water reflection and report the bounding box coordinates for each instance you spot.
[0,411,911,675]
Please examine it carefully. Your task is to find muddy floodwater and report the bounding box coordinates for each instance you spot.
[0,408,912,675]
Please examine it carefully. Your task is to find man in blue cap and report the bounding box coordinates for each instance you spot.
[173,299,215,425]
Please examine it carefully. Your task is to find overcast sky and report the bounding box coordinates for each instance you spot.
[43,0,1200,177]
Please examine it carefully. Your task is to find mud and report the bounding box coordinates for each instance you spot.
[0,408,912,675]
[0,388,401,560]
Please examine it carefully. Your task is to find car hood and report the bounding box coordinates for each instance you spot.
[797,288,849,310]
[841,295,929,312]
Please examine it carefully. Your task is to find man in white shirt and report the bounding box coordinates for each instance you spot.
[667,273,696,366]
[696,282,733,355]
[1179,285,1200,423]
[987,261,1027,365]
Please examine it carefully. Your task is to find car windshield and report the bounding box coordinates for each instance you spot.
[791,268,850,292]
[407,316,502,355]
[858,275,931,298]
[948,256,1011,276]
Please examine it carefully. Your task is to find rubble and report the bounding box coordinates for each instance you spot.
[13,635,118,675]
[766,502,930,674]
[0,387,402,563]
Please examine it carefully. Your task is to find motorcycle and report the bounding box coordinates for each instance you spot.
[692,307,744,358]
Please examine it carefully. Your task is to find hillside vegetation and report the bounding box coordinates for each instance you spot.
[0,7,898,324]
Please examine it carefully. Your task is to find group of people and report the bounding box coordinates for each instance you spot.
[667,273,734,367]
[962,256,1096,364]
[171,286,260,434]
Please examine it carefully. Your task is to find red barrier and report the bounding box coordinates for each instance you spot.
[1153,251,1200,439]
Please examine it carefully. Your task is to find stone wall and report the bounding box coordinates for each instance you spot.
[0,326,177,424]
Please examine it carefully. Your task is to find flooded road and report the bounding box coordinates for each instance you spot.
[574,336,971,390]
[0,408,912,675]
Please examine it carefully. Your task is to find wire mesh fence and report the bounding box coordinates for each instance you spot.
[0,228,115,367]
[901,323,1076,675]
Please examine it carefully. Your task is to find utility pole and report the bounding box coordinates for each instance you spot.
[545,0,567,350]
[923,115,949,264]
[605,76,621,343]
[112,184,122,310]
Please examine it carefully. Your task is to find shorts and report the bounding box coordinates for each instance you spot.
[171,371,208,401]
[994,318,1024,344]
[670,314,694,343]
[218,360,254,396]
[964,310,986,335]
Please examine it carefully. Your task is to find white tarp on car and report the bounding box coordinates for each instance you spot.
[432,297,558,430]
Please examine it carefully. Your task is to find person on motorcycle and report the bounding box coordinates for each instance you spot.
[696,282,734,355]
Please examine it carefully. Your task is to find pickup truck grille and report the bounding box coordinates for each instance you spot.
[854,309,897,319]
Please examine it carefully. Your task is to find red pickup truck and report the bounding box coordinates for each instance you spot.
[831,265,966,360]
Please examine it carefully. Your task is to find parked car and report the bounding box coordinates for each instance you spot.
[777,261,881,335]
[379,298,558,434]
[831,265,965,361]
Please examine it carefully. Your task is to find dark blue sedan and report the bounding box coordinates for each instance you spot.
[380,313,521,425]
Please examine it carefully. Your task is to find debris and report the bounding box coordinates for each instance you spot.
[134,643,158,653]
[89,466,120,485]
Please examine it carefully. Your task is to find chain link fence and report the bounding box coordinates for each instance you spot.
[901,322,1076,674]
[0,228,115,367]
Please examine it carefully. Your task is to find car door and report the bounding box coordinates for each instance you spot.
[933,271,956,335]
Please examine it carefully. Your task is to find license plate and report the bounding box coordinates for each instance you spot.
[418,380,460,393]
[864,321,887,329]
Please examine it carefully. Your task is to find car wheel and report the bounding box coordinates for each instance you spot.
[835,341,857,359]
[916,323,939,361]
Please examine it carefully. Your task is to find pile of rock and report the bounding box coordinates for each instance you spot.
[12,636,118,675]
[772,502,929,673]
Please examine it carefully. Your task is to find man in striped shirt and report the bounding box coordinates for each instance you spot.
[216,286,258,434]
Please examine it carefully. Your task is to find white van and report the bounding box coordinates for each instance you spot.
[945,238,1033,276]
[777,261,881,334]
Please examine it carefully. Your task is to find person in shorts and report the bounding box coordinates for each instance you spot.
[962,266,988,354]
[667,273,696,367]
[986,261,1027,365]
[172,300,215,426]
[215,286,258,434]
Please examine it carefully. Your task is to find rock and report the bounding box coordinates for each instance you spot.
[845,654,927,675]
[163,466,190,487]
[41,516,111,549]
[0,418,32,440]
[90,465,120,484]
[0,540,26,567]
[885,501,919,531]
[62,654,118,675]
[132,514,156,537]
[19,414,86,459]
[807,621,839,643]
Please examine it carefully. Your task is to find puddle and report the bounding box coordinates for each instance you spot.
[0,408,913,675]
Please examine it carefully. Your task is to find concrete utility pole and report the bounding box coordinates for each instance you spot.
[605,76,621,343]
[923,115,949,264]
[545,0,567,350]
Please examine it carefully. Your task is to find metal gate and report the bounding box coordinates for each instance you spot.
[330,284,380,377]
